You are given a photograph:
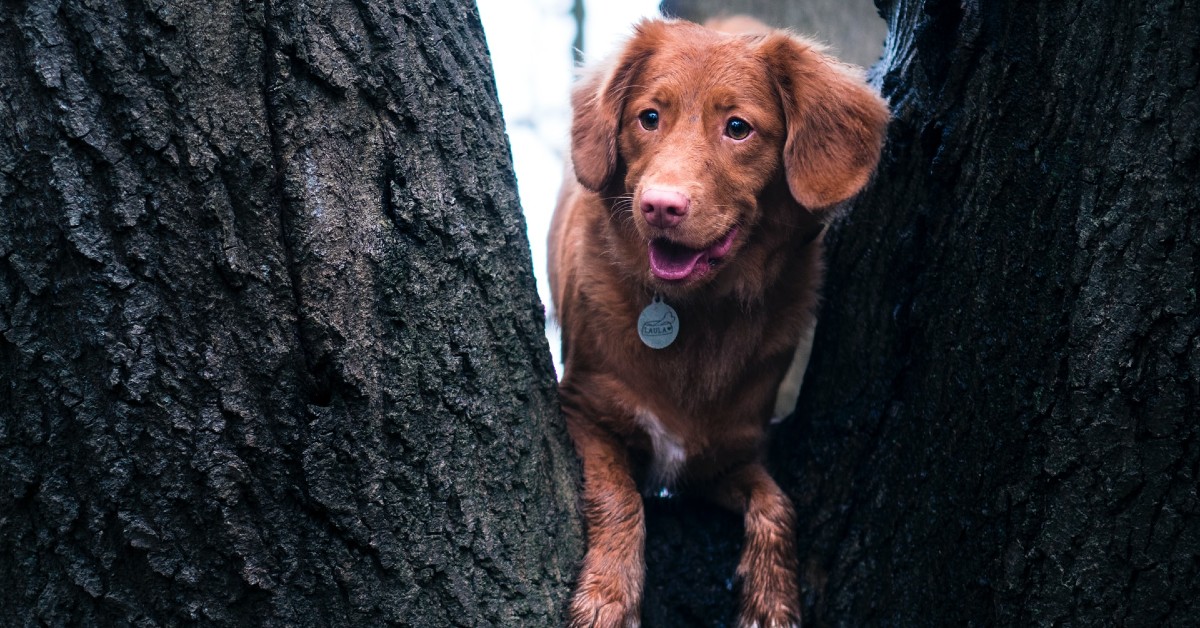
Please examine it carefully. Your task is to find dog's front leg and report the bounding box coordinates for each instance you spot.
[711,463,801,628]
[566,417,645,628]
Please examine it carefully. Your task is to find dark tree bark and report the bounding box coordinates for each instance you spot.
[642,1,1199,626]
[0,0,580,625]
[789,1,1199,623]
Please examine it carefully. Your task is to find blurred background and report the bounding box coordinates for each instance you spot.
[476,0,886,372]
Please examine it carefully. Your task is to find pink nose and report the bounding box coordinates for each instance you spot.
[640,188,689,228]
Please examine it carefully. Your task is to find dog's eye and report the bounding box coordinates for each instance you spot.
[725,118,752,140]
[638,110,660,131]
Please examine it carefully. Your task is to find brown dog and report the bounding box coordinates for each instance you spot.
[549,18,888,628]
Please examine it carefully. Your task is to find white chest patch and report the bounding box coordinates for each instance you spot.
[635,408,687,490]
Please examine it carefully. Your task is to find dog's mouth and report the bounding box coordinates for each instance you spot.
[648,227,739,282]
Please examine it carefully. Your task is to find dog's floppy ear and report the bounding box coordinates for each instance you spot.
[763,34,890,210]
[570,20,665,191]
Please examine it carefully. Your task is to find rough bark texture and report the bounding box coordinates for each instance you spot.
[0,1,580,625]
[788,1,1199,623]
[640,0,1199,626]
[659,0,886,68]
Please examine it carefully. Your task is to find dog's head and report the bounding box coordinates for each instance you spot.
[571,19,889,295]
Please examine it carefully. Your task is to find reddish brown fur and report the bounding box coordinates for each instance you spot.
[549,18,888,628]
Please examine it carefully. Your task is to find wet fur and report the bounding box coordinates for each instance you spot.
[549,18,888,628]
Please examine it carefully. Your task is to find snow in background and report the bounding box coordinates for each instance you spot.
[477,0,661,375]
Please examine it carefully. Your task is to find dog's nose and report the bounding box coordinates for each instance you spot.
[640,189,689,228]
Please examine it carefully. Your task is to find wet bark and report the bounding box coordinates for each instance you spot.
[644,0,1199,625]
[0,0,580,625]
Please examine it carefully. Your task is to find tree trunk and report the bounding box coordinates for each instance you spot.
[0,1,580,625]
[643,1,1199,626]
[787,0,1199,623]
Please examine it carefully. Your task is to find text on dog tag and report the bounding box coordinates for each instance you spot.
[637,295,679,349]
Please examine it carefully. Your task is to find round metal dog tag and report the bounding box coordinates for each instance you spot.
[637,295,679,349]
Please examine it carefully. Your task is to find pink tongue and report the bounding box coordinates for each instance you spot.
[648,240,707,280]
[648,227,739,281]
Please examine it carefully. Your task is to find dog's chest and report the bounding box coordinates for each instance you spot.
[634,407,686,490]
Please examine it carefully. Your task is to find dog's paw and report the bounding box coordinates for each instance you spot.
[736,570,801,628]
[568,584,640,628]
[735,610,800,628]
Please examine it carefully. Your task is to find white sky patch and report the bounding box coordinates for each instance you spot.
[478,0,661,376]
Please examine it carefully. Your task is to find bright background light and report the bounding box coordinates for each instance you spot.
[477,0,661,374]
